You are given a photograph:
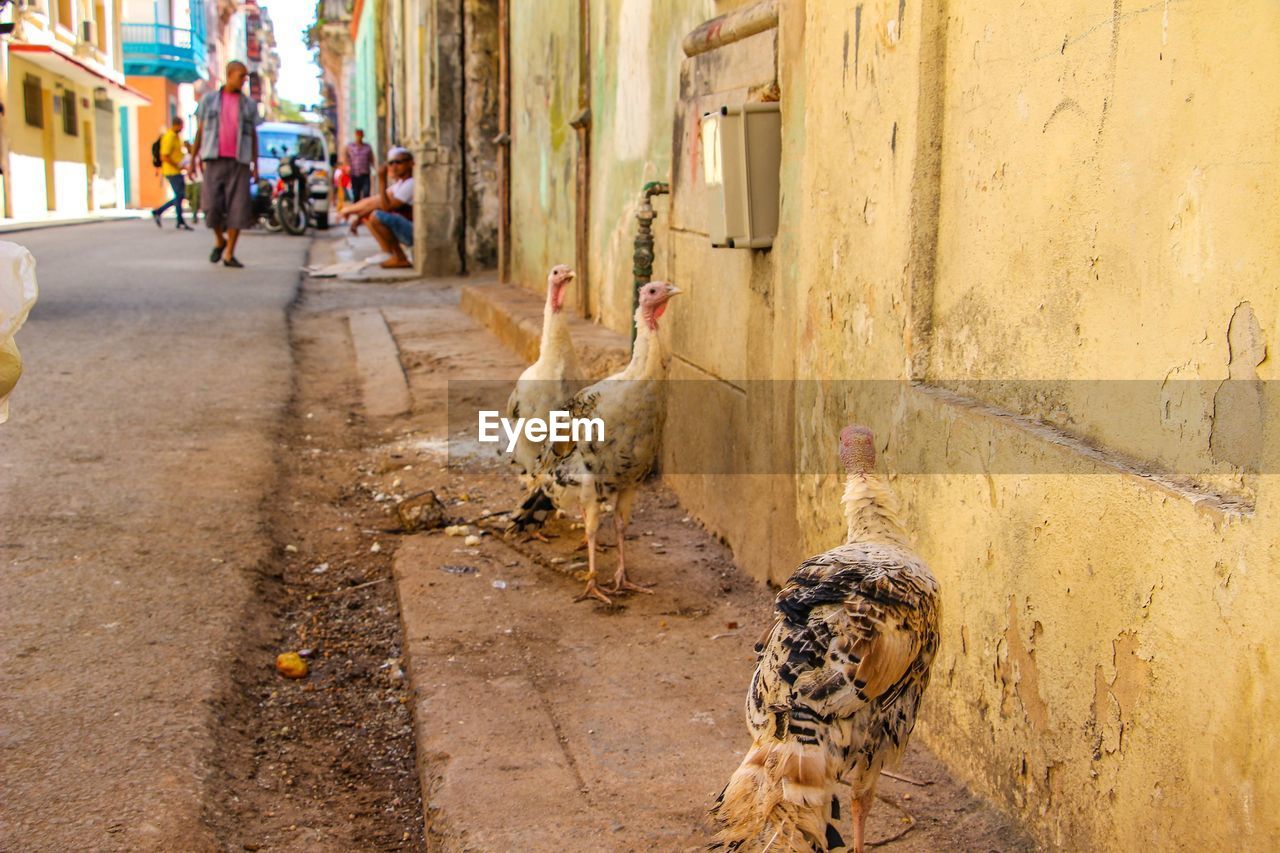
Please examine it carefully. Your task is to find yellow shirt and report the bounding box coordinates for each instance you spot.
[160,129,184,176]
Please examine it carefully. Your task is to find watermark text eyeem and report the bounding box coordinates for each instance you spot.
[477,410,605,453]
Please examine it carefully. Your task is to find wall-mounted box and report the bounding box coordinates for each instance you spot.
[700,101,780,249]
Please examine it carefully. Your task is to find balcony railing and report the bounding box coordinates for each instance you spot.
[121,22,207,84]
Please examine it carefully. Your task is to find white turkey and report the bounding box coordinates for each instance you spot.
[517,280,681,603]
[505,264,578,493]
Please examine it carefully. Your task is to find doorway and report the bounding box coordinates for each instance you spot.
[462,0,501,272]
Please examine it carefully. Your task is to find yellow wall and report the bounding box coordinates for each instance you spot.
[504,0,1280,848]
[6,55,102,219]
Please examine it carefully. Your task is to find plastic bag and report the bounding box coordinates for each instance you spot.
[0,242,38,424]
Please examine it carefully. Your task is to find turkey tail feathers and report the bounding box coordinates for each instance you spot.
[508,486,555,532]
[710,740,844,852]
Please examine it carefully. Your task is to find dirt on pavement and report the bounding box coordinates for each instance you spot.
[172,229,1035,851]
[352,275,1038,852]
[199,266,426,851]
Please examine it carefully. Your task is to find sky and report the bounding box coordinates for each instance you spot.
[263,2,321,107]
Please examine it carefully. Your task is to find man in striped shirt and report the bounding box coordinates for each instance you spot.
[344,129,375,201]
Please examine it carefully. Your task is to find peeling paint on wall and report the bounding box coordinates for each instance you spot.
[996,597,1051,733]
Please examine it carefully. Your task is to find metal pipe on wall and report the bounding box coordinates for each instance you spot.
[631,180,669,342]
[496,0,511,282]
[682,0,778,57]
[572,0,591,317]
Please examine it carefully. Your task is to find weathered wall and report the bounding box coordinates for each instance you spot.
[507,0,578,296]
[350,0,382,153]
[585,0,713,326]
[927,0,1280,502]
[501,0,1280,848]
[785,0,1280,849]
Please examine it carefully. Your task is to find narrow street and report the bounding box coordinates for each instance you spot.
[3,0,1273,848]
[1,224,1034,851]
[0,222,302,849]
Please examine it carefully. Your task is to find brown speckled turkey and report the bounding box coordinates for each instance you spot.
[711,425,940,852]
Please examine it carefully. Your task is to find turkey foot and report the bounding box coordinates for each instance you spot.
[575,578,613,604]
[605,570,654,595]
[524,531,552,544]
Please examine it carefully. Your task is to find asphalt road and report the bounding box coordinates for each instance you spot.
[0,222,307,851]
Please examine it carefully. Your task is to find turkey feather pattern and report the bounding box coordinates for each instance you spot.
[712,426,940,852]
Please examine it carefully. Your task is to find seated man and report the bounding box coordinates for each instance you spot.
[338,146,415,269]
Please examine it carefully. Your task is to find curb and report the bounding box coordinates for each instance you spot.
[0,212,149,235]
[459,280,631,379]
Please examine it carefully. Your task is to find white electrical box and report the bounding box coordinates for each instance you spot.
[701,102,781,249]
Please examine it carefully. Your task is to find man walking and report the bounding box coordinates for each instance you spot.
[151,117,192,230]
[192,61,262,268]
[344,129,374,201]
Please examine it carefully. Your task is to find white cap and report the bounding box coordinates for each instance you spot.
[387,146,412,161]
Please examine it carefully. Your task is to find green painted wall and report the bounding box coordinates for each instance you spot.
[506,0,712,318]
[508,0,578,297]
[587,0,713,330]
[352,0,381,153]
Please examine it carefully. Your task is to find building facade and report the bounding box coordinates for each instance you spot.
[1,0,149,219]
[313,0,354,148]
[120,0,206,209]
[120,0,279,211]
[360,0,500,276]
[348,0,380,154]
[514,3,1280,849]
[244,2,280,119]
[354,1,1280,849]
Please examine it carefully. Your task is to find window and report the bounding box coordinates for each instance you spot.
[62,91,78,136]
[56,0,72,29]
[23,76,43,129]
[259,130,326,162]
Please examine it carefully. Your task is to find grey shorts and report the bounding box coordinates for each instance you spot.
[202,158,254,230]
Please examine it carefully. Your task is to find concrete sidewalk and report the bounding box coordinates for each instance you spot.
[0,208,147,233]
[340,277,1036,851]
[305,230,426,283]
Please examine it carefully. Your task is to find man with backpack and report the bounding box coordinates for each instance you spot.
[150,117,192,230]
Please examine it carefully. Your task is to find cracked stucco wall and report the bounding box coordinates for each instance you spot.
[504,0,1279,847]
[783,1,1280,849]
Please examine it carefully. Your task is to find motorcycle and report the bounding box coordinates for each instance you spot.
[274,151,311,236]
[253,177,283,232]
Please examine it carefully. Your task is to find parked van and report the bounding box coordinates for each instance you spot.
[256,121,332,229]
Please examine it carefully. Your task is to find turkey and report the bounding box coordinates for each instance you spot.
[518,280,681,603]
[711,425,940,852]
[506,264,578,493]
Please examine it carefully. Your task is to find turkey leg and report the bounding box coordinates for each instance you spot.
[575,503,612,604]
[850,786,876,853]
[606,489,652,594]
